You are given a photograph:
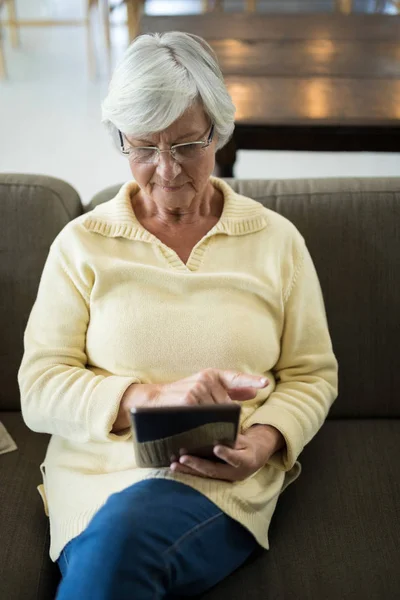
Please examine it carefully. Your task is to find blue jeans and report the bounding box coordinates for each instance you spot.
[56,479,258,599]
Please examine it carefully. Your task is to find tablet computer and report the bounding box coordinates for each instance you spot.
[130,404,241,468]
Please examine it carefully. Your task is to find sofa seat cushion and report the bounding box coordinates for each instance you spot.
[201,419,400,600]
[0,412,60,600]
[1,415,399,600]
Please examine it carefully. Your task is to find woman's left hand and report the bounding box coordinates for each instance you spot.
[170,424,285,482]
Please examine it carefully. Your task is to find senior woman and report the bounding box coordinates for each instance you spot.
[19,32,338,599]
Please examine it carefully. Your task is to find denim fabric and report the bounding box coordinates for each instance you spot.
[56,478,258,599]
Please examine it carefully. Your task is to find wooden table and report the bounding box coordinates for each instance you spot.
[140,12,400,176]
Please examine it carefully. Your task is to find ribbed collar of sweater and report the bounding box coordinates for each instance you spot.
[83,177,268,242]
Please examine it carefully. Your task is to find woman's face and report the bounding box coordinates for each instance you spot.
[124,104,217,210]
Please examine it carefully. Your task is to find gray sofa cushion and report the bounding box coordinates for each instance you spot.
[0,420,17,454]
[1,175,398,600]
[0,412,60,600]
[90,177,400,418]
[0,175,82,411]
[231,178,400,420]
[2,413,399,600]
[201,419,400,600]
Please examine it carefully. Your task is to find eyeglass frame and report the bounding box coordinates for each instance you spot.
[117,123,215,162]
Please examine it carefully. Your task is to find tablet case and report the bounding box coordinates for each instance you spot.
[130,404,241,468]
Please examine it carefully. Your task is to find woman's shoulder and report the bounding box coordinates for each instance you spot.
[51,182,137,253]
[212,177,304,244]
[50,213,95,254]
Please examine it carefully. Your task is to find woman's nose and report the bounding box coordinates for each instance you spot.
[156,152,182,180]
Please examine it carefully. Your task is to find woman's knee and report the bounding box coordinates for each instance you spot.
[88,486,149,535]
[88,480,184,543]
[75,491,165,564]
[57,511,168,599]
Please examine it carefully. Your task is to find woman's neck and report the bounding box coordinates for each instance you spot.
[132,183,223,228]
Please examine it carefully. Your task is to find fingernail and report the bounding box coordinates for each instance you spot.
[260,377,268,385]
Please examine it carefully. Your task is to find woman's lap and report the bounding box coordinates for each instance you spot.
[56,478,258,600]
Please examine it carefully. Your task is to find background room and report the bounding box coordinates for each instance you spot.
[1,4,400,600]
[1,0,400,202]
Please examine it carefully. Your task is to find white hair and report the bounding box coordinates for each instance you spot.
[101,31,236,150]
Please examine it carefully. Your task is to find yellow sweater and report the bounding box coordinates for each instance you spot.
[18,177,338,562]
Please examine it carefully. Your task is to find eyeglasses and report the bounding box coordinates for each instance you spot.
[118,124,214,164]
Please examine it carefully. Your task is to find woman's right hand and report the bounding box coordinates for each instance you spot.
[112,369,269,433]
[151,369,269,407]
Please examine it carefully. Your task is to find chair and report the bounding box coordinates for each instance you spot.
[0,22,5,79]
[99,0,145,71]
[105,0,259,54]
[125,0,145,41]
[100,0,262,71]
[0,0,19,79]
[335,0,353,13]
[0,0,108,79]
[202,1,257,11]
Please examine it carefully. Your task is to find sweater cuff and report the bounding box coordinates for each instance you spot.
[243,405,304,471]
[86,375,141,442]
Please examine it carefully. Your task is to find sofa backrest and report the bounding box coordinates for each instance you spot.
[0,174,82,411]
[90,178,400,419]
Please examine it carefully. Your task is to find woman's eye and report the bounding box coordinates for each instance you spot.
[175,144,204,159]
[130,148,157,163]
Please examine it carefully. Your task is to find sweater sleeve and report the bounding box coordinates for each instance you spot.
[243,238,338,471]
[18,240,140,444]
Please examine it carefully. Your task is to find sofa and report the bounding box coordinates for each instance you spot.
[1,173,399,600]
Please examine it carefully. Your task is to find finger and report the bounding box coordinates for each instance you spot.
[233,434,249,449]
[190,379,223,406]
[228,387,264,401]
[170,461,209,478]
[178,454,237,481]
[213,433,250,464]
[190,380,230,406]
[213,446,240,468]
[213,444,252,471]
[218,371,269,391]
[210,382,232,405]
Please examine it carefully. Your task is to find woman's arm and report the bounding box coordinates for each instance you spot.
[242,239,339,471]
[18,240,141,444]
[112,383,156,433]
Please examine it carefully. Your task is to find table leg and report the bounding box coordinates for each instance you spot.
[335,0,353,13]
[6,0,19,47]
[203,0,223,11]
[246,0,257,11]
[86,0,97,79]
[215,137,237,178]
[0,32,6,79]
[126,0,142,42]
[101,0,112,71]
